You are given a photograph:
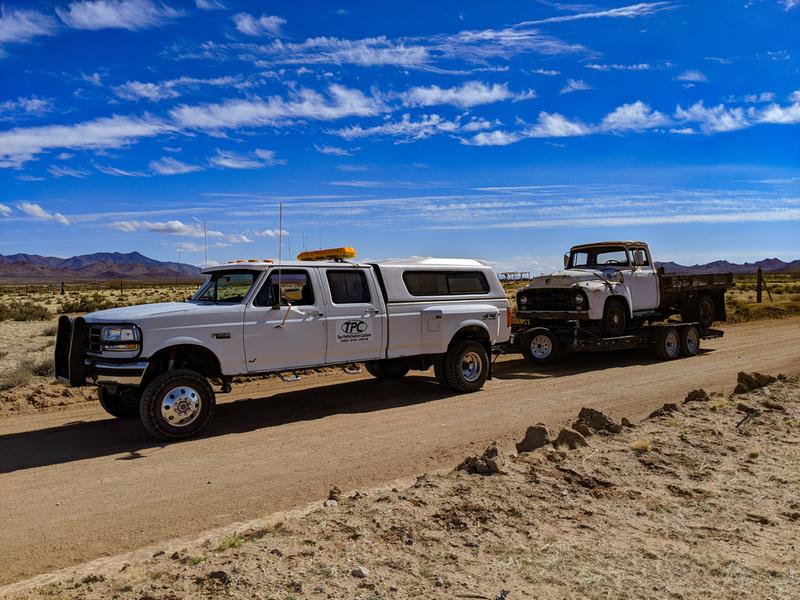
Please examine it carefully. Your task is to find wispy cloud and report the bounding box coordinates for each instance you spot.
[520,2,674,24]
[585,62,651,71]
[560,78,592,94]
[402,81,535,108]
[47,164,91,178]
[599,101,670,131]
[110,218,223,237]
[0,6,57,52]
[332,113,496,142]
[314,144,353,156]
[0,203,12,217]
[209,148,285,169]
[149,156,203,175]
[94,163,148,176]
[0,96,53,120]
[113,75,238,102]
[232,12,285,37]
[257,228,289,238]
[17,201,70,225]
[56,0,182,30]
[195,0,225,9]
[674,69,708,83]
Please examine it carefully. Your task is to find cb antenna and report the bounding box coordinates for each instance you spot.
[277,203,283,305]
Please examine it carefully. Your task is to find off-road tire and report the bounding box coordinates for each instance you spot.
[682,294,715,329]
[602,298,628,337]
[98,386,141,419]
[442,339,489,393]
[140,369,216,441]
[520,328,558,364]
[364,360,409,380]
[654,327,681,361]
[679,325,701,357]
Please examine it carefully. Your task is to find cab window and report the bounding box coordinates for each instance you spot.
[570,247,630,268]
[254,269,315,307]
[326,270,371,304]
[403,271,489,296]
[194,271,258,303]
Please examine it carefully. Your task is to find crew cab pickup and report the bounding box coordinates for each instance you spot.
[55,250,511,440]
[512,241,732,363]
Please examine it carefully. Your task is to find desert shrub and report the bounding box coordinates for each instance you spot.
[0,301,52,322]
[0,357,54,390]
[41,324,58,336]
[58,293,115,314]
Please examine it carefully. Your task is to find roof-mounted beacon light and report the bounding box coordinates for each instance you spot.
[296,247,357,262]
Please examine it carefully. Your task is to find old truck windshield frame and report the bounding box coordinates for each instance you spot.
[569,246,631,269]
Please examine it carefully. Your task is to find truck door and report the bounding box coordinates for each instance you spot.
[321,268,385,364]
[627,248,659,311]
[243,268,327,372]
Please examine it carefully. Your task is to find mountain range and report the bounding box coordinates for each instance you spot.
[0,252,203,281]
[657,258,800,275]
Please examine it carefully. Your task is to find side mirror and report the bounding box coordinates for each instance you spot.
[563,253,570,268]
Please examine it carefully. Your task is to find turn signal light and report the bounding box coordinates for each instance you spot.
[297,247,357,261]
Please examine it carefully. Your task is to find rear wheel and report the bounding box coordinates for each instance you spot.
[443,339,489,393]
[520,328,558,364]
[98,386,140,419]
[364,360,410,380]
[654,327,681,360]
[140,369,216,441]
[679,325,701,357]
[682,294,715,329]
[602,298,627,337]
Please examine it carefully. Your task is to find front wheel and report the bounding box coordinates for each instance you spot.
[140,369,216,441]
[98,386,140,419]
[654,327,681,361]
[442,339,489,393]
[602,298,627,337]
[520,328,558,364]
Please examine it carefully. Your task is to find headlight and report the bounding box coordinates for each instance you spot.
[574,293,584,306]
[101,326,140,351]
[519,295,528,307]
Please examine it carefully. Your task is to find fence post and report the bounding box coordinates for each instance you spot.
[756,267,763,303]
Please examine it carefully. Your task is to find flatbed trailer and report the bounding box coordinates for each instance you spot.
[500,320,724,364]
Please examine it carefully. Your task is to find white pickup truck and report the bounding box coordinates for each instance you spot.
[55,249,511,440]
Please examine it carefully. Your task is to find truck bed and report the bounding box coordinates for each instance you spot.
[659,271,734,292]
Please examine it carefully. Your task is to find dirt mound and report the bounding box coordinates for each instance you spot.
[0,382,95,415]
[12,373,799,599]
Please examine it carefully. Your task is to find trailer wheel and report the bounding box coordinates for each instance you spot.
[654,327,681,361]
[98,386,140,419]
[443,339,489,393]
[602,298,627,337]
[680,325,701,357]
[140,369,216,441]
[520,328,558,364]
[365,360,409,380]
[682,294,715,329]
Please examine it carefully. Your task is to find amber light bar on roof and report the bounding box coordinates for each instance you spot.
[296,247,357,261]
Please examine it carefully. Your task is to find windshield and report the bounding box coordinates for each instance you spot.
[569,247,630,268]
[192,270,259,303]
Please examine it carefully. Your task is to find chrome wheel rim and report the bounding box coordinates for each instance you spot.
[161,385,202,427]
[530,334,553,359]
[665,331,679,357]
[461,351,483,382]
[685,330,699,353]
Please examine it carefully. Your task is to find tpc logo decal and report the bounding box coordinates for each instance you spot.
[341,320,368,334]
[337,319,372,343]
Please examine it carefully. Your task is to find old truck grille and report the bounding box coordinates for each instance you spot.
[518,288,576,311]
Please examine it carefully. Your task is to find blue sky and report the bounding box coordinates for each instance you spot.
[0,0,799,271]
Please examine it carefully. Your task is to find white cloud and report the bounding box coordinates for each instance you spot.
[559,78,592,94]
[742,92,775,103]
[585,63,651,71]
[195,0,225,9]
[532,68,560,75]
[257,228,289,238]
[56,0,181,30]
[332,113,495,142]
[254,148,286,165]
[209,149,286,170]
[253,36,431,68]
[0,203,12,217]
[520,2,673,24]
[790,90,800,103]
[110,219,223,237]
[528,111,591,137]
[0,96,53,118]
[674,101,748,133]
[314,144,353,156]
[227,233,253,243]
[756,101,800,125]
[402,81,531,108]
[113,75,238,102]
[232,12,285,37]
[47,165,91,178]
[674,69,707,83]
[463,130,522,146]
[599,101,671,131]
[15,174,45,181]
[171,84,383,130]
[17,201,69,225]
[0,7,57,49]
[149,156,203,175]
[669,127,696,135]
[783,0,799,9]
[94,163,147,176]
[0,114,173,167]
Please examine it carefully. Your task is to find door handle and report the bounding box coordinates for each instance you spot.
[363,308,379,315]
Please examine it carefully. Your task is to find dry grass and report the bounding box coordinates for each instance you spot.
[0,357,54,390]
[0,301,52,322]
[630,438,653,453]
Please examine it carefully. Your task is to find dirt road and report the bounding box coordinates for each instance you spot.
[2,317,799,586]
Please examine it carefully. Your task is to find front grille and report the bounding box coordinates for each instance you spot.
[88,325,102,354]
[518,288,578,311]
